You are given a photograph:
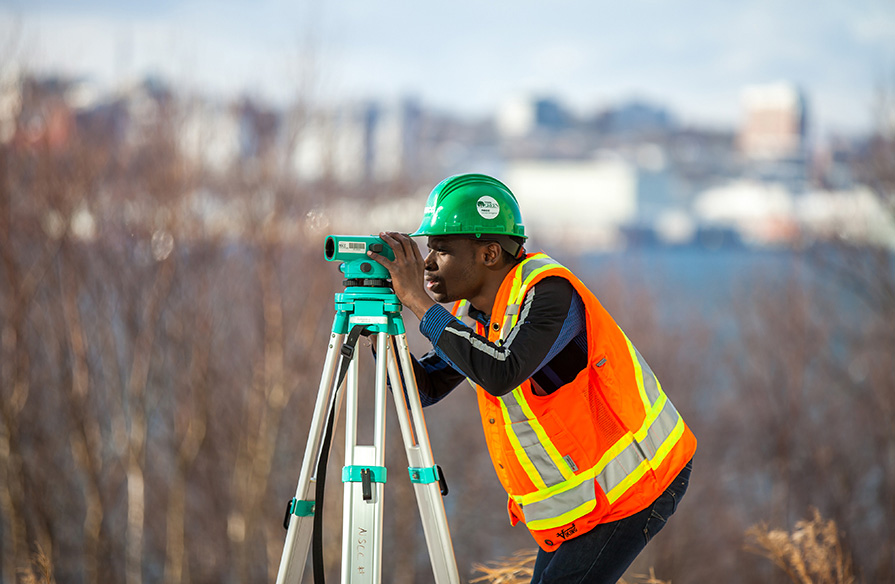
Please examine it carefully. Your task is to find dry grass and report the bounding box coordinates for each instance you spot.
[471,549,538,584]
[625,568,672,584]
[470,549,669,584]
[16,509,852,584]
[745,508,857,584]
[18,543,55,584]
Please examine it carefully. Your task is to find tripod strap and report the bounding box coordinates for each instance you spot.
[313,324,367,584]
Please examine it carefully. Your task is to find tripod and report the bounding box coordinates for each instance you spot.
[275,279,460,584]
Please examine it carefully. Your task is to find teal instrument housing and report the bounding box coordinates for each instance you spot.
[324,235,394,282]
[324,234,405,336]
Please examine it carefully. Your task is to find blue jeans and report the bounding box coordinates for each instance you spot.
[530,459,692,584]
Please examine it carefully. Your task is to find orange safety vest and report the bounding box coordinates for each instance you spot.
[451,253,697,551]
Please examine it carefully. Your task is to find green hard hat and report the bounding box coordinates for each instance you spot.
[411,173,526,239]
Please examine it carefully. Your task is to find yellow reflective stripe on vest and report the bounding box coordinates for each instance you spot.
[621,329,663,411]
[503,253,563,335]
[498,390,576,490]
[498,394,548,491]
[452,300,481,390]
[502,262,526,334]
[451,299,468,318]
[522,478,597,530]
[495,254,578,492]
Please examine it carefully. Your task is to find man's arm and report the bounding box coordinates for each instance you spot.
[366,231,585,397]
[409,351,468,406]
[420,277,582,396]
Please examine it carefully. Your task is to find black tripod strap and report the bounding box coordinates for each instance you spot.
[313,324,367,584]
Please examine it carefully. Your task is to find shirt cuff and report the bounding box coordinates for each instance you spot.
[419,304,457,347]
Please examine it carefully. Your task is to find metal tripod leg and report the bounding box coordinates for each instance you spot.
[386,333,460,584]
[339,331,460,583]
[340,332,388,582]
[276,326,459,584]
[276,333,344,584]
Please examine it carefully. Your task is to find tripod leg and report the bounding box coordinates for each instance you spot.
[340,332,389,583]
[387,334,461,584]
[276,333,345,584]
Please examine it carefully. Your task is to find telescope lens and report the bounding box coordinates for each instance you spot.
[324,236,336,260]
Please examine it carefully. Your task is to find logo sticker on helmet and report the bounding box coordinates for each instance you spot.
[476,196,500,220]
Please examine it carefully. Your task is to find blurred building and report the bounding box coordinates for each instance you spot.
[502,157,640,249]
[738,82,811,190]
[288,98,424,185]
[595,100,675,136]
[693,180,798,246]
[739,82,807,160]
[796,187,895,249]
[497,95,571,138]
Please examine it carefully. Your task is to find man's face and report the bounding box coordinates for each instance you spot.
[423,235,488,304]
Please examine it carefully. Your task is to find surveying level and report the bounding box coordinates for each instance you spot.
[275,235,460,584]
[324,235,394,283]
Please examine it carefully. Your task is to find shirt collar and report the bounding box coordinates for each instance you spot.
[467,303,490,325]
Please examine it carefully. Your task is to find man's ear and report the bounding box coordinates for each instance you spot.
[481,242,503,267]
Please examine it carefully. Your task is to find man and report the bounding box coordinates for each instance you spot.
[369,173,696,584]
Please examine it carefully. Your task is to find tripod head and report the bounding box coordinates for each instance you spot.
[325,235,395,288]
[325,235,404,336]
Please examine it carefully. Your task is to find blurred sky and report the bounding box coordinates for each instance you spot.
[2,0,894,138]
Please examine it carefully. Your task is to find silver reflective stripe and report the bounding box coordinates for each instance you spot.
[519,255,557,282]
[501,395,566,487]
[519,478,595,524]
[501,254,558,342]
[447,328,509,361]
[632,346,661,406]
[638,398,680,460]
[501,397,529,432]
[519,439,566,487]
[596,401,682,495]
[596,440,645,495]
[502,288,537,345]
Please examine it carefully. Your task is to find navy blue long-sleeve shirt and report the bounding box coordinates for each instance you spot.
[411,276,588,406]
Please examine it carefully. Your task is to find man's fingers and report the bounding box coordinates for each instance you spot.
[378,232,400,255]
[400,234,423,260]
[366,240,392,267]
[390,232,423,260]
[409,240,422,261]
[367,232,409,267]
[379,231,415,259]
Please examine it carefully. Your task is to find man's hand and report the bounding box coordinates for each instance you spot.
[367,232,435,320]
